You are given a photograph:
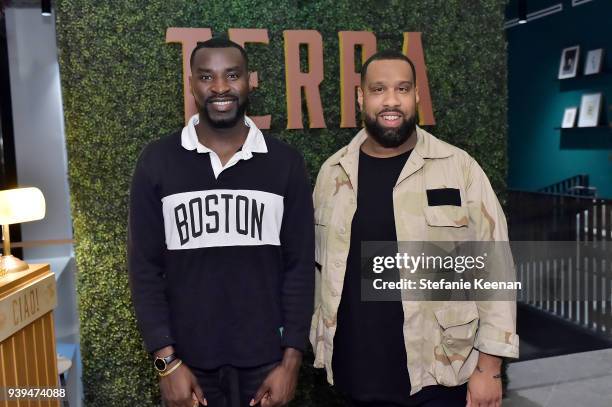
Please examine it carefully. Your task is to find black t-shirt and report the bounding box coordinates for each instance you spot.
[332,148,412,404]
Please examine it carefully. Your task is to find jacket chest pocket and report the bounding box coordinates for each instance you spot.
[423,205,471,241]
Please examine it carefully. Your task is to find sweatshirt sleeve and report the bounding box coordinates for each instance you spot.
[127,144,174,353]
[279,153,315,352]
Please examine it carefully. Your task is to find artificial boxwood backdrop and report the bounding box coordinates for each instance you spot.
[55,0,508,405]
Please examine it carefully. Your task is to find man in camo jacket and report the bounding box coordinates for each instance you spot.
[310,50,518,407]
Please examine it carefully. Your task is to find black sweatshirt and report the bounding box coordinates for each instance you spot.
[128,118,314,369]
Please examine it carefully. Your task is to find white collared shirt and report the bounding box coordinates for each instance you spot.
[181,114,268,178]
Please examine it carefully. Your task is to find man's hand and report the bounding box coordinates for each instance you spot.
[155,346,206,407]
[250,348,302,407]
[467,353,503,407]
[159,362,207,407]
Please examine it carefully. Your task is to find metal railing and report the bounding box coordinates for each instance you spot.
[537,174,596,197]
[508,190,612,337]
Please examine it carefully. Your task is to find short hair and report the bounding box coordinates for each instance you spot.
[189,37,249,70]
[360,50,416,85]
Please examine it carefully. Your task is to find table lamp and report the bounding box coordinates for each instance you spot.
[0,187,46,274]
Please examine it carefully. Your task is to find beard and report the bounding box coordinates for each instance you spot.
[201,97,249,129]
[363,110,417,148]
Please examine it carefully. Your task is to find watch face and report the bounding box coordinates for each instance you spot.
[154,358,166,371]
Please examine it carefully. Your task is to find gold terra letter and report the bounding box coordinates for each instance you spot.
[228,28,271,129]
[283,30,326,129]
[338,31,376,128]
[403,32,435,126]
[166,28,213,124]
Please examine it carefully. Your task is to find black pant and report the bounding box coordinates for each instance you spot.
[346,384,468,407]
[191,362,279,407]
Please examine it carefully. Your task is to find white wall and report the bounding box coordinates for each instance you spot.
[5,7,73,259]
[5,9,81,407]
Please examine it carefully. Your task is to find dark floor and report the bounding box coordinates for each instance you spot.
[515,302,612,361]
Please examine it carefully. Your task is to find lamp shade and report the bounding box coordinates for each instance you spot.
[0,187,46,225]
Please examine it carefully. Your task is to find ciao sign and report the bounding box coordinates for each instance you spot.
[167,28,435,129]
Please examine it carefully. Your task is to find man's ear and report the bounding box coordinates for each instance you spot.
[357,86,364,111]
[248,71,256,92]
[415,85,420,105]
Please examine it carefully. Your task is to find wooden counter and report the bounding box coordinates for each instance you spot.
[0,264,59,407]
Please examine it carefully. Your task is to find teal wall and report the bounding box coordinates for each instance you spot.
[506,0,612,198]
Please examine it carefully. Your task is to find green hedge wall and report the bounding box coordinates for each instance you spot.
[55,0,508,405]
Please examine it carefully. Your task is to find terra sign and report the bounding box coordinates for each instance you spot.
[167,28,435,129]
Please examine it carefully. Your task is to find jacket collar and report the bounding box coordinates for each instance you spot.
[331,125,454,164]
[333,126,455,190]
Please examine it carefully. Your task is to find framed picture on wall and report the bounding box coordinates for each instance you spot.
[584,48,604,75]
[561,107,578,128]
[577,93,602,127]
[558,45,580,79]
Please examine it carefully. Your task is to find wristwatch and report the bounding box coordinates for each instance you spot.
[154,353,178,372]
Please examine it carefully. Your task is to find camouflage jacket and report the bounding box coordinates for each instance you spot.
[310,126,519,394]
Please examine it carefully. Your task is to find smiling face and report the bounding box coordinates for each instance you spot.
[189,47,250,129]
[358,58,419,148]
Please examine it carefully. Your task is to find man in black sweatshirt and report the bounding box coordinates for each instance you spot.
[128,37,314,407]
